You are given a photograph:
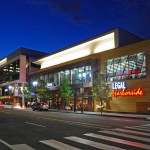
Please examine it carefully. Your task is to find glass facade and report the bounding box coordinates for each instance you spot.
[105,52,146,81]
[0,60,20,84]
[30,65,91,87]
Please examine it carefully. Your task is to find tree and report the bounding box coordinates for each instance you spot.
[58,79,73,109]
[91,72,112,115]
[35,80,51,102]
[23,83,34,101]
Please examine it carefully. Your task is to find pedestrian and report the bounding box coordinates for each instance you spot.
[27,101,31,108]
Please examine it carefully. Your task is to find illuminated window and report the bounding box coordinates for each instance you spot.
[0,60,20,84]
[105,52,146,81]
[30,65,92,87]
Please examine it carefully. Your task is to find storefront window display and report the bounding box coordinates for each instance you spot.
[106,52,146,81]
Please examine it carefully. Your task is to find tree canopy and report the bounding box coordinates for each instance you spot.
[91,72,112,113]
[23,80,51,102]
[58,79,73,106]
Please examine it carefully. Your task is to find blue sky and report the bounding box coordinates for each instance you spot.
[0,0,150,59]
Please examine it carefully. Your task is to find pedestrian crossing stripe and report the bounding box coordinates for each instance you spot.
[1,124,150,150]
[64,136,125,150]
[11,144,35,150]
[85,133,150,149]
[124,126,150,132]
[0,139,35,150]
[40,139,81,150]
[142,124,150,127]
[98,130,150,142]
[136,125,150,129]
[112,128,150,136]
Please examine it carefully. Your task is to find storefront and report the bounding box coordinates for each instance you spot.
[30,28,150,113]
[98,40,150,113]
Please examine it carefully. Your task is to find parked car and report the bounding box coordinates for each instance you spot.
[32,102,48,111]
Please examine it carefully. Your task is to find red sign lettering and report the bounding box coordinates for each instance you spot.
[112,87,144,97]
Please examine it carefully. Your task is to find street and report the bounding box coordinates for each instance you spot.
[0,108,150,150]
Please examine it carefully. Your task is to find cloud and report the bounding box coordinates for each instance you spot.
[31,0,85,24]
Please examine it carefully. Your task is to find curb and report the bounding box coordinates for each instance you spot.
[22,108,150,121]
[48,109,149,120]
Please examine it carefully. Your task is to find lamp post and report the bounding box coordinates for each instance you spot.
[32,81,38,102]
[73,89,78,112]
[79,72,86,113]
[22,83,25,108]
[33,81,38,87]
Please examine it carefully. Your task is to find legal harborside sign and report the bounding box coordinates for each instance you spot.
[112,82,144,97]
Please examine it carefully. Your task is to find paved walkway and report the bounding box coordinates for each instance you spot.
[24,108,150,121]
[82,111,150,120]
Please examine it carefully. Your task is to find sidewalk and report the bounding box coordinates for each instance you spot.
[24,108,150,121]
[48,109,150,121]
[83,111,150,120]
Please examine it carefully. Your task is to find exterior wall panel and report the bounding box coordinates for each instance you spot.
[97,40,150,113]
[29,30,149,113]
[19,55,26,83]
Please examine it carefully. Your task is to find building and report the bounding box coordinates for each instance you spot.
[0,48,48,104]
[30,28,150,113]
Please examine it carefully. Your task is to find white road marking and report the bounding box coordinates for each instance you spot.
[142,124,150,127]
[98,130,150,142]
[1,110,111,129]
[124,126,150,132]
[85,133,150,149]
[40,139,81,150]
[11,144,35,150]
[136,126,150,129]
[0,139,35,150]
[111,118,133,122]
[112,128,150,136]
[64,136,125,150]
[0,139,12,149]
[25,122,46,127]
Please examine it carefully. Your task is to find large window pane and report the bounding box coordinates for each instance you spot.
[107,59,113,81]
[54,73,58,86]
[71,68,78,84]
[65,70,71,83]
[106,52,146,81]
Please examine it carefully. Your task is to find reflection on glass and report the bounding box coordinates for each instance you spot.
[106,52,146,81]
[31,65,92,87]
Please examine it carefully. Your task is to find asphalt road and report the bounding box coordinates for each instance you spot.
[0,108,150,150]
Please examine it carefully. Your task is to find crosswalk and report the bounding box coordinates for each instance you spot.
[1,124,150,150]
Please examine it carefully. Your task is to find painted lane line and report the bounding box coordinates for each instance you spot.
[2,110,111,129]
[85,133,150,149]
[64,136,125,150]
[0,139,35,150]
[25,122,46,127]
[98,130,150,142]
[40,139,81,150]
[112,128,150,136]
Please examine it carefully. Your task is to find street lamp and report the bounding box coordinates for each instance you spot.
[33,81,38,87]
[22,83,25,108]
[78,72,86,113]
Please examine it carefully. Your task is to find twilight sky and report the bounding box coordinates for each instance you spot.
[0,0,150,59]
